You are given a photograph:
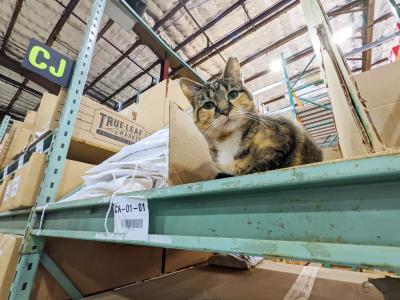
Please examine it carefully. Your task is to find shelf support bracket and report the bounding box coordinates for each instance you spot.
[40,252,82,299]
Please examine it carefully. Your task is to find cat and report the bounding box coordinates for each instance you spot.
[180,57,322,178]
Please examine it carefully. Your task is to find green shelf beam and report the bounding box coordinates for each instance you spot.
[281,53,297,120]
[291,54,316,89]
[298,96,332,111]
[118,0,205,83]
[0,152,388,271]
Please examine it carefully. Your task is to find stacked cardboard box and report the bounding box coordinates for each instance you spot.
[28,238,211,300]
[0,152,93,211]
[0,234,23,300]
[36,90,150,164]
[355,60,400,149]
[0,120,32,168]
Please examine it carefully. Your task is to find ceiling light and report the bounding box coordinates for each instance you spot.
[269,59,282,72]
[332,26,353,43]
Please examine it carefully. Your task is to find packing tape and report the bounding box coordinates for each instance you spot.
[284,265,319,300]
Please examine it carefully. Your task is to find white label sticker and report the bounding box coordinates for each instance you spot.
[113,196,149,241]
[11,176,20,198]
[18,156,24,168]
[3,184,11,202]
[36,139,44,153]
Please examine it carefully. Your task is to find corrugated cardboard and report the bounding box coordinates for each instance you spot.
[0,153,46,211]
[0,175,11,202]
[164,249,213,273]
[169,104,217,185]
[86,261,386,300]
[56,160,93,200]
[0,122,23,168]
[0,153,94,211]
[0,234,23,300]
[2,127,33,166]
[0,133,9,154]
[355,61,400,148]
[34,92,149,155]
[322,147,342,161]
[23,111,37,130]
[122,79,191,132]
[30,238,163,299]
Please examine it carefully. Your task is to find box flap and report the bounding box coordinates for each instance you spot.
[169,104,217,186]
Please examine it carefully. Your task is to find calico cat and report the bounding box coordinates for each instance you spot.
[180,57,322,177]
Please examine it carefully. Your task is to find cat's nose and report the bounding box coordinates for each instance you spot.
[218,108,230,116]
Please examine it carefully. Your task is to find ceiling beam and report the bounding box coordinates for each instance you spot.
[0,0,24,53]
[6,0,80,113]
[113,0,250,104]
[327,0,364,16]
[0,73,42,98]
[172,0,300,75]
[0,54,60,93]
[181,3,226,63]
[97,19,114,42]
[208,25,308,81]
[86,0,189,99]
[361,0,375,71]
[245,47,314,83]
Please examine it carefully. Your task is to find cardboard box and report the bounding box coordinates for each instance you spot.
[0,234,23,300]
[164,249,213,273]
[168,103,217,185]
[2,127,33,166]
[0,153,94,211]
[0,174,11,202]
[0,133,9,154]
[23,111,37,130]
[0,152,46,211]
[56,159,93,200]
[30,238,163,299]
[322,147,342,161]
[121,79,191,132]
[35,91,150,155]
[355,61,400,148]
[86,261,387,300]
[0,122,23,167]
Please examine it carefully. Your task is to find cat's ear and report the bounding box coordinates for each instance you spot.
[180,78,202,106]
[222,57,240,81]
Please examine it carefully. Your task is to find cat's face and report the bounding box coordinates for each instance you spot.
[180,57,255,137]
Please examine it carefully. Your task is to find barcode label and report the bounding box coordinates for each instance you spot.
[121,219,143,229]
[113,196,149,241]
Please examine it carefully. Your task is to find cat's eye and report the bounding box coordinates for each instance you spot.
[203,102,216,110]
[228,91,239,100]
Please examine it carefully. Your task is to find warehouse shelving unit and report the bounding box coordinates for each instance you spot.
[0,0,399,299]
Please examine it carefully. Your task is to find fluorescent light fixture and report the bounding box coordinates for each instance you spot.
[252,81,281,96]
[269,59,282,72]
[332,26,353,43]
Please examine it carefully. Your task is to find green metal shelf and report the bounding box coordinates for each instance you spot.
[1,151,399,270]
[1,0,399,299]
